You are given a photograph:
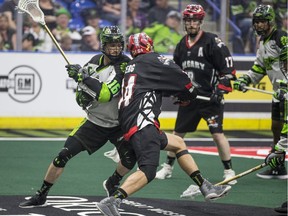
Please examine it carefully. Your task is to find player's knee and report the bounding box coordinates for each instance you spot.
[53,147,73,168]
[120,154,137,170]
[139,165,157,183]
[176,149,189,159]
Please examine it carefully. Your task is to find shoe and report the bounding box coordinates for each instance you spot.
[256,166,288,179]
[96,196,121,216]
[180,184,202,199]
[155,163,173,179]
[223,169,237,185]
[103,178,119,197]
[274,201,287,213]
[104,147,120,163]
[200,179,231,202]
[19,191,47,208]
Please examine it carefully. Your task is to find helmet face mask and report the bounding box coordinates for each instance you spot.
[127,33,153,58]
[252,5,275,36]
[100,26,124,61]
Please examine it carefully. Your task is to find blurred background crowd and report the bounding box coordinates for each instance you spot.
[0,0,287,54]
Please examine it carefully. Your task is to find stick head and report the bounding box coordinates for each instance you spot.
[17,0,46,25]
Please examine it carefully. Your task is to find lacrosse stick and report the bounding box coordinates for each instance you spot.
[17,0,70,64]
[17,0,96,97]
[180,163,267,199]
[243,86,273,95]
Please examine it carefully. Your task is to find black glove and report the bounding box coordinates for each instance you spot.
[66,64,89,82]
[265,151,285,169]
[218,75,234,93]
[210,89,223,105]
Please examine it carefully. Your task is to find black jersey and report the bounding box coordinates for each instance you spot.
[119,52,194,140]
[173,31,236,96]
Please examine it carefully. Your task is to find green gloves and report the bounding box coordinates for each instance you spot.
[66,64,89,82]
[265,151,286,169]
[76,88,93,109]
[233,74,251,92]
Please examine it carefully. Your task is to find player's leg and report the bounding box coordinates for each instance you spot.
[257,101,287,179]
[97,125,160,215]
[202,102,237,185]
[155,103,200,179]
[19,136,85,208]
[163,132,231,201]
[19,119,111,208]
[103,136,137,196]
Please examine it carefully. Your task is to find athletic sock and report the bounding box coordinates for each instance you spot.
[110,170,123,185]
[222,159,233,170]
[166,156,176,166]
[190,170,204,187]
[112,188,128,200]
[38,180,53,196]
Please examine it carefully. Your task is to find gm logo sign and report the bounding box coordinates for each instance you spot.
[0,65,42,103]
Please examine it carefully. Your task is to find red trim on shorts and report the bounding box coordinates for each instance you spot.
[124,126,138,141]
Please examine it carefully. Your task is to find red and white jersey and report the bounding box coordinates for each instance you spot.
[119,52,194,140]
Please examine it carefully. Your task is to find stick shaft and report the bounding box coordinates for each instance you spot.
[196,95,210,101]
[43,25,71,65]
[215,163,267,185]
[244,86,273,95]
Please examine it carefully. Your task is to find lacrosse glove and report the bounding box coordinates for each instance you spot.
[210,90,223,105]
[76,87,93,109]
[66,64,89,82]
[273,88,288,101]
[265,150,286,169]
[233,74,251,92]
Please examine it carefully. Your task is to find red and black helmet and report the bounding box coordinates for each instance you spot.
[182,4,205,20]
[127,33,153,57]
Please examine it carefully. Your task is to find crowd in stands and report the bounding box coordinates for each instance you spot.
[0,0,287,54]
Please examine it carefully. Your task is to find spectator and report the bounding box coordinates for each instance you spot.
[82,8,102,37]
[0,13,16,51]
[79,25,100,52]
[22,33,38,51]
[24,16,54,52]
[39,0,60,31]
[127,0,148,30]
[125,13,140,40]
[52,7,82,48]
[0,0,17,30]
[101,0,121,25]
[230,0,258,54]
[147,0,177,25]
[60,34,76,51]
[273,0,288,30]
[0,33,5,51]
[143,10,182,54]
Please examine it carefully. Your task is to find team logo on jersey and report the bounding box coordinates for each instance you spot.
[0,65,42,103]
[157,56,172,65]
[215,37,225,48]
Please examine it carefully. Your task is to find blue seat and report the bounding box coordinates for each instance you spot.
[99,19,113,28]
[69,17,85,31]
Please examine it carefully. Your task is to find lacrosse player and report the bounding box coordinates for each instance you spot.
[155,4,237,197]
[96,32,232,216]
[19,26,136,208]
[264,45,288,214]
[234,5,288,179]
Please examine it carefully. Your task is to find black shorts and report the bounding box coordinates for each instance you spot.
[69,118,124,155]
[130,125,168,167]
[271,101,282,121]
[174,100,224,134]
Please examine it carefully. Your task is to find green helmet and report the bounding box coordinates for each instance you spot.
[252,5,275,36]
[279,45,288,77]
[100,26,124,61]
